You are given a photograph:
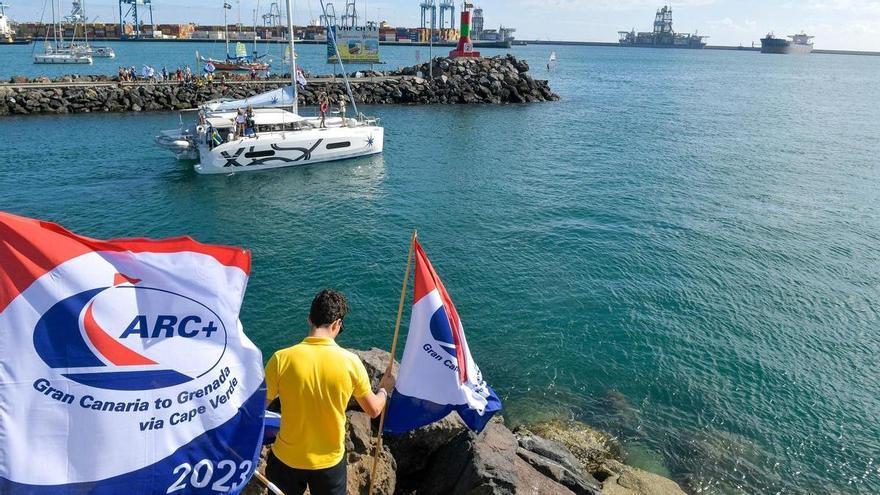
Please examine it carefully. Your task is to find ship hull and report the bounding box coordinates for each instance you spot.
[619,42,706,49]
[761,39,813,54]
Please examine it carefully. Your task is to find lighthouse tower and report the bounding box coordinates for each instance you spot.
[449,3,480,58]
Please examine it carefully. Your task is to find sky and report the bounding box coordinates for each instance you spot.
[9,0,880,50]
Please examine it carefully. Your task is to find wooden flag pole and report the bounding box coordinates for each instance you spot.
[253,470,285,495]
[367,229,417,495]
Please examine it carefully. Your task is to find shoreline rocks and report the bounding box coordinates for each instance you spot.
[0,55,558,117]
[243,348,687,495]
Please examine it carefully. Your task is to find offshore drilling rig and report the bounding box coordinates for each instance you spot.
[617,5,707,49]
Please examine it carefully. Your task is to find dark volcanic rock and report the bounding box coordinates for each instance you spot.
[420,422,519,495]
[386,412,467,477]
[1,55,558,117]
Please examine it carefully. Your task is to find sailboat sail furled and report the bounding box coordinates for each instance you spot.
[205,86,296,112]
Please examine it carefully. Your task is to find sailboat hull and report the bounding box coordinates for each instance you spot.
[34,54,93,64]
[193,124,384,174]
[200,57,269,72]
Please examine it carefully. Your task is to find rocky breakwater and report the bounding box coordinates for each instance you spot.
[0,55,557,117]
[242,348,686,495]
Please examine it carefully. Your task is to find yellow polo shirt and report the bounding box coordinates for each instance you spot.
[264,336,372,470]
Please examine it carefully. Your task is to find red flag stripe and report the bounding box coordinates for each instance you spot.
[83,302,157,366]
[0,211,251,313]
[412,238,469,383]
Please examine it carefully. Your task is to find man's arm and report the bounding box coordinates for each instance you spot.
[355,372,396,419]
[264,354,279,408]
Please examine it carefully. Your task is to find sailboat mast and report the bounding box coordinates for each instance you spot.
[83,0,89,46]
[285,0,298,114]
[53,0,59,46]
[224,3,229,57]
[253,0,259,58]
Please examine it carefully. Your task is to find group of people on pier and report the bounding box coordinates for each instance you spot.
[116,65,194,84]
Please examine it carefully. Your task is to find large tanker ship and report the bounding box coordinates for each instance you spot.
[761,32,814,54]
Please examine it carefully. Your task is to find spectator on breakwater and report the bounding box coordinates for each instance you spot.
[264,289,394,495]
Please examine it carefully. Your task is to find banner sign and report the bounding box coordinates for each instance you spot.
[327,25,381,64]
[0,212,265,494]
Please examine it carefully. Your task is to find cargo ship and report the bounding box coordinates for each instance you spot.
[760,32,814,54]
[618,6,707,49]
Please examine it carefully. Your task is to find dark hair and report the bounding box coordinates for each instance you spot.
[309,289,348,328]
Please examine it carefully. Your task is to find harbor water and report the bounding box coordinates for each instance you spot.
[1,42,879,494]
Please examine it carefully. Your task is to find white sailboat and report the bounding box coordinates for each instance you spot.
[34,0,92,64]
[156,0,384,174]
[59,1,116,58]
[547,51,557,71]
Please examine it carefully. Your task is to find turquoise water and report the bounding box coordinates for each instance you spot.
[2,44,880,494]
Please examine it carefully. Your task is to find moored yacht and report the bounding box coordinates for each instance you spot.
[34,0,94,64]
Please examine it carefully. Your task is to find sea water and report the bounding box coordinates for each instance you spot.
[1,43,879,494]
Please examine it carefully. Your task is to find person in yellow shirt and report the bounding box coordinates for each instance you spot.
[264,289,394,495]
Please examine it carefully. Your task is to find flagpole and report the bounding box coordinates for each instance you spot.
[253,471,285,495]
[367,229,417,495]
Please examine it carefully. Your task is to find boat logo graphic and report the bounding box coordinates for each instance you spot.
[33,273,228,391]
[429,306,458,357]
[221,141,324,168]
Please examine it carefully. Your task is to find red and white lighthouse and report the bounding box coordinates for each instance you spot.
[449,3,480,58]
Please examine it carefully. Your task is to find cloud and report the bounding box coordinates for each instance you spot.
[707,17,758,33]
[803,0,880,15]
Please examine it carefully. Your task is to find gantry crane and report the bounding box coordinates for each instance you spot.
[119,0,153,39]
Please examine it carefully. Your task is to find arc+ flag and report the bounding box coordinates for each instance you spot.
[384,237,502,434]
[0,212,265,494]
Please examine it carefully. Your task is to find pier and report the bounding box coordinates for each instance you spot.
[0,55,558,116]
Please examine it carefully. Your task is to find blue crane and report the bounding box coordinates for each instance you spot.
[119,0,153,39]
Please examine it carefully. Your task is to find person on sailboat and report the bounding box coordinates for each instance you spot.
[245,106,256,137]
[318,93,329,129]
[338,98,347,128]
[235,109,247,139]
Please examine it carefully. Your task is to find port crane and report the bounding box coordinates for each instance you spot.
[419,1,436,31]
[262,1,282,26]
[118,0,153,39]
[319,2,337,29]
[438,0,454,30]
[339,0,357,28]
